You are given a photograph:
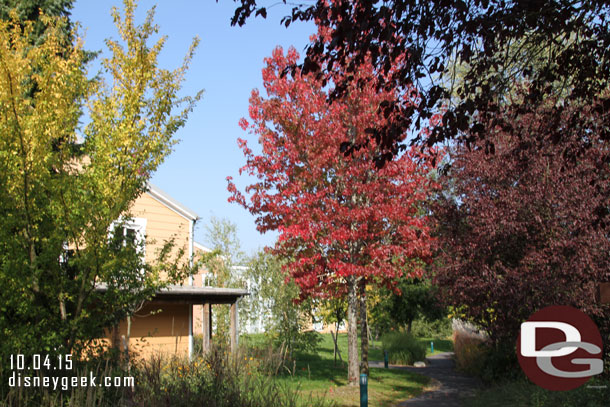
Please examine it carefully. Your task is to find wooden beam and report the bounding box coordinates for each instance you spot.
[209,303,213,340]
[202,303,211,352]
[230,301,237,353]
[145,297,242,305]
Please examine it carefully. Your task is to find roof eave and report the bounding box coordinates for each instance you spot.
[146,183,199,222]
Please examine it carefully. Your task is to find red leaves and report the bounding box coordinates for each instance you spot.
[229,46,439,299]
[238,119,249,131]
[434,100,610,345]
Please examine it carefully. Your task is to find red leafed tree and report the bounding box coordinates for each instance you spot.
[433,97,610,363]
[228,46,438,384]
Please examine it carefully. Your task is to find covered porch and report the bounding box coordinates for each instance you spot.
[156,285,249,357]
[104,285,248,359]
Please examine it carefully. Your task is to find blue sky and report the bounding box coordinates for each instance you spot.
[71,0,316,255]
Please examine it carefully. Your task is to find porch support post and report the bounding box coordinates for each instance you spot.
[188,304,193,360]
[202,303,211,352]
[230,300,238,353]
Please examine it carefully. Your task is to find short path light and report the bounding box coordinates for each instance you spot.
[383,350,388,368]
[360,373,368,407]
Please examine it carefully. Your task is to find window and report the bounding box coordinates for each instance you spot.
[110,217,147,259]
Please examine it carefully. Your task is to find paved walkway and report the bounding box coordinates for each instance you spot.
[371,352,480,407]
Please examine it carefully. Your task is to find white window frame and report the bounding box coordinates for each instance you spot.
[110,217,147,260]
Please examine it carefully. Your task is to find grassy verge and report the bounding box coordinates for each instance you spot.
[277,367,430,407]
[267,333,431,407]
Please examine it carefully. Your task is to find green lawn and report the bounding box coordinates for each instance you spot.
[302,332,453,362]
[417,337,454,356]
[270,333,432,407]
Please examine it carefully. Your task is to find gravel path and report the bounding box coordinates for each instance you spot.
[371,352,481,407]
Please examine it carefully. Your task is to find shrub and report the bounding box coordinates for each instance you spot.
[240,333,270,351]
[237,331,322,376]
[479,341,523,383]
[381,331,426,365]
[453,330,490,376]
[411,317,453,338]
[1,348,332,407]
[131,346,332,407]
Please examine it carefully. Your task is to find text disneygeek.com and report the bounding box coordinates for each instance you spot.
[7,354,134,390]
[8,371,134,391]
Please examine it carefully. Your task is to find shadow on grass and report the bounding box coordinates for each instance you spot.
[287,359,349,388]
[277,361,430,392]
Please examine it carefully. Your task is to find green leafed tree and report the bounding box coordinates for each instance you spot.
[203,216,246,285]
[201,216,249,342]
[0,0,75,44]
[244,250,319,354]
[0,0,202,359]
[371,278,446,335]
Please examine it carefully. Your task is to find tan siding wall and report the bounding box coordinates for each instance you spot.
[112,303,191,358]
[104,192,196,358]
[304,320,349,334]
[103,192,217,358]
[193,304,203,335]
[130,192,191,283]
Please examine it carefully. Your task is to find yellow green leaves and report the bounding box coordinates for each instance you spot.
[0,11,88,204]
[0,0,202,356]
[84,0,203,224]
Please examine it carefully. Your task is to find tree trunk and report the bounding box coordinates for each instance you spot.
[346,275,359,385]
[124,315,132,372]
[359,280,369,375]
[333,329,337,366]
[331,329,343,366]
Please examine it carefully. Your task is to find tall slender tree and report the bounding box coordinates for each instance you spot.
[228,46,437,383]
[0,0,202,357]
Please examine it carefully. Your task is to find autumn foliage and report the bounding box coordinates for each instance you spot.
[228,47,437,298]
[434,99,610,356]
[228,46,438,382]
[233,1,610,167]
